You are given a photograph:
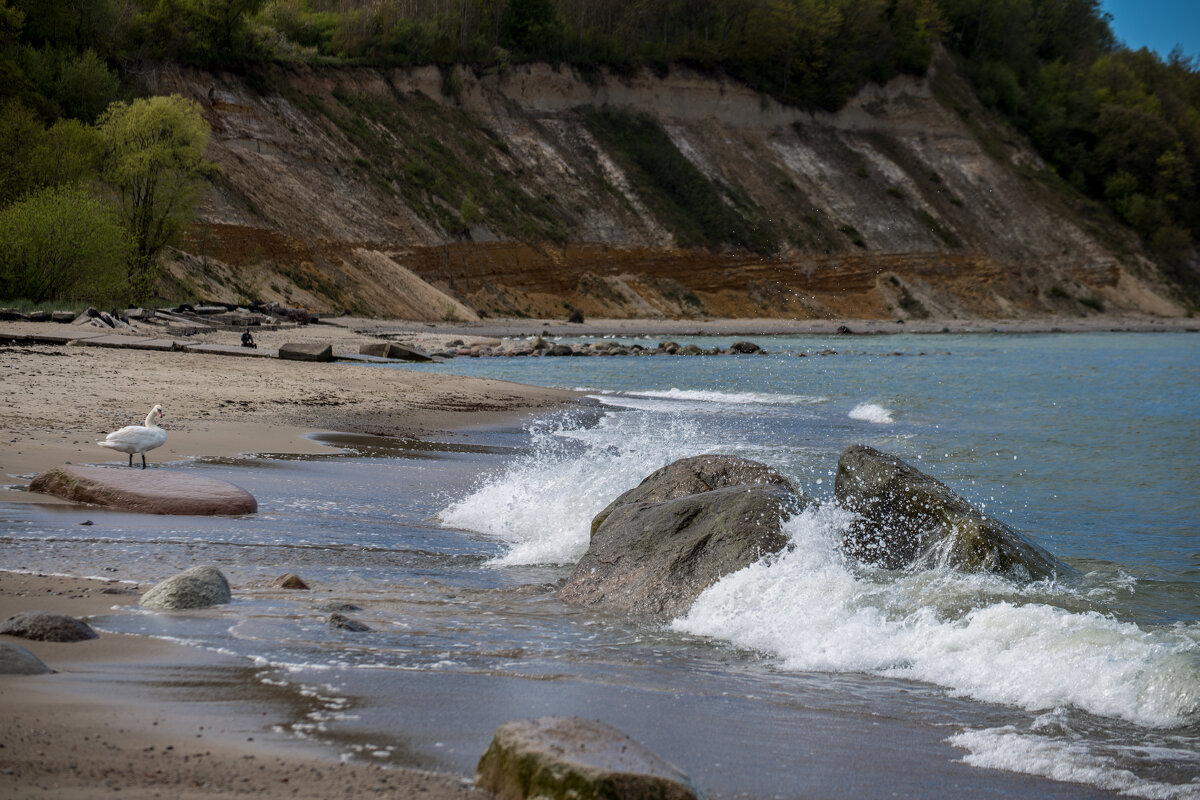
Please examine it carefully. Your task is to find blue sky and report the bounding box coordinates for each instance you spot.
[1100,0,1200,59]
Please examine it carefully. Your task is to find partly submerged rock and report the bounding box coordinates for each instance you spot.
[0,612,98,642]
[271,573,310,590]
[327,612,370,632]
[560,455,804,621]
[141,565,232,609]
[834,444,1072,580]
[29,465,257,516]
[278,342,333,362]
[476,717,700,800]
[0,643,53,675]
[590,454,798,537]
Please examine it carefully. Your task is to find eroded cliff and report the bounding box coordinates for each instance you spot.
[150,55,1187,321]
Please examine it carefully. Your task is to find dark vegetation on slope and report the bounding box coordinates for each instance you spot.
[0,0,1197,306]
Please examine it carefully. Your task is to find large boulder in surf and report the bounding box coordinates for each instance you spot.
[834,445,1072,580]
[590,454,798,536]
[476,716,700,800]
[140,565,232,609]
[0,612,98,642]
[560,455,804,621]
[29,465,257,516]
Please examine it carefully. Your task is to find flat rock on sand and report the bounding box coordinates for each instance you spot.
[29,465,257,515]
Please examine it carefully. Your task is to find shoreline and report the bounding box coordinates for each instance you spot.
[0,572,492,799]
[0,331,578,797]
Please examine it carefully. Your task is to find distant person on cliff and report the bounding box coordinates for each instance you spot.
[241,328,257,349]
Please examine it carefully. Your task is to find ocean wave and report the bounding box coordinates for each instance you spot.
[675,507,1200,730]
[848,402,894,423]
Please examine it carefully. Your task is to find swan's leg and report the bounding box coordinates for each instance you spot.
[128,453,133,467]
[141,453,147,469]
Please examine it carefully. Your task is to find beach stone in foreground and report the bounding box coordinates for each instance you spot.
[561,455,803,621]
[29,465,257,516]
[476,717,700,800]
[278,342,333,362]
[0,643,53,675]
[835,444,1072,580]
[0,612,98,642]
[141,566,232,609]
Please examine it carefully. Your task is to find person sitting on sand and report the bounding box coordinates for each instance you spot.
[241,328,257,349]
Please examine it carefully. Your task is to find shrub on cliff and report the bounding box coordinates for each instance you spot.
[0,183,131,305]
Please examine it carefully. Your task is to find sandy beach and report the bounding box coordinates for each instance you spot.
[0,319,584,798]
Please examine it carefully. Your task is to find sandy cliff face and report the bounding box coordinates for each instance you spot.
[149,57,1186,321]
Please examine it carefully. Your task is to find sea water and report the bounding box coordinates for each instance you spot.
[2,332,1197,798]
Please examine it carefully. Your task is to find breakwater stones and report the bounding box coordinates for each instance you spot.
[278,342,333,362]
[476,716,700,800]
[140,565,232,609]
[378,337,769,359]
[834,444,1073,580]
[29,465,258,516]
[558,455,806,621]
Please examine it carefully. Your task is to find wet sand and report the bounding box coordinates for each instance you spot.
[0,572,493,799]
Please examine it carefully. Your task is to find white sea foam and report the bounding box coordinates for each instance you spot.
[948,726,1200,799]
[675,508,1200,730]
[848,402,894,423]
[439,411,728,565]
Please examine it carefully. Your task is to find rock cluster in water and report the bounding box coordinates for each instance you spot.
[476,716,700,800]
[834,444,1073,580]
[558,454,805,621]
[407,337,767,359]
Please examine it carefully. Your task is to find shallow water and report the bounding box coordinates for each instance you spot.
[2,332,1197,798]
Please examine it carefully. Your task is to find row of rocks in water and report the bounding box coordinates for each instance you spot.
[388,337,768,360]
[558,446,1072,622]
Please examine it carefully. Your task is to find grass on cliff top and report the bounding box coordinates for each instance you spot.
[580,106,777,255]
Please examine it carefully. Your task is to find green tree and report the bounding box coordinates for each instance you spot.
[97,94,216,303]
[0,183,131,304]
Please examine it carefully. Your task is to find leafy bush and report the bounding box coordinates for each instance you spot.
[0,183,131,304]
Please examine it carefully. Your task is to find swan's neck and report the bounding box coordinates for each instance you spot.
[144,410,161,428]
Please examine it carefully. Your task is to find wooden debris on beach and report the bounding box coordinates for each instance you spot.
[29,465,258,516]
[476,716,700,800]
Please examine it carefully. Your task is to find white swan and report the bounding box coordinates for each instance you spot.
[98,405,168,468]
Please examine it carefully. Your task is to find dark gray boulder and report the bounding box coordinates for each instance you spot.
[141,565,232,609]
[834,445,1072,580]
[327,613,370,631]
[476,717,700,800]
[278,342,333,362]
[728,341,762,354]
[0,643,52,675]
[29,465,257,516]
[590,454,798,536]
[561,455,803,621]
[0,612,98,642]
